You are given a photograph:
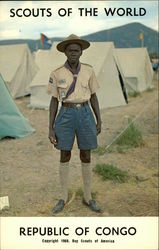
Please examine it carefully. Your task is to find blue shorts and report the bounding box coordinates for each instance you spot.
[54,104,98,151]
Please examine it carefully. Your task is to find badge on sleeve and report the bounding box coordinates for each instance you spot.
[49,77,53,84]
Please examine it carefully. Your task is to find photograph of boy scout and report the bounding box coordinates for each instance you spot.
[48,34,102,213]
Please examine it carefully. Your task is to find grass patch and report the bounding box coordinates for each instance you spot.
[75,187,96,199]
[93,120,144,155]
[116,146,126,154]
[75,187,83,197]
[146,87,154,92]
[68,189,73,200]
[128,91,140,97]
[94,163,129,183]
[115,120,144,148]
[92,146,105,155]
[92,146,113,155]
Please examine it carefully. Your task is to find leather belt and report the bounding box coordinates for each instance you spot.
[62,101,88,108]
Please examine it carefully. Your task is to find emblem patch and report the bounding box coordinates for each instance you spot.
[49,77,53,84]
[59,79,66,84]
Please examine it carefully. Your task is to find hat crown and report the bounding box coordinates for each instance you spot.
[57,34,90,53]
[65,34,81,41]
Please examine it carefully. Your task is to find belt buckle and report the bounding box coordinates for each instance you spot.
[76,104,81,108]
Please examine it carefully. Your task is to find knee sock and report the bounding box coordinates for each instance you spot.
[59,162,69,203]
[81,162,92,203]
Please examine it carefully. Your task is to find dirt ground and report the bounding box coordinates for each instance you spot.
[0,73,158,217]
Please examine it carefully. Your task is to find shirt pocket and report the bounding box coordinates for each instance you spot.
[81,82,89,89]
[57,83,68,100]
[80,81,90,98]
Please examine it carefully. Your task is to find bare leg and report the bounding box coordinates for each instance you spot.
[60,150,71,163]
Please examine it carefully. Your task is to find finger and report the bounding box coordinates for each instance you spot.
[49,137,57,144]
[53,140,57,145]
[52,138,57,145]
[49,138,54,144]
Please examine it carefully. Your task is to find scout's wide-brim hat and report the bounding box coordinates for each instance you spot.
[57,34,90,53]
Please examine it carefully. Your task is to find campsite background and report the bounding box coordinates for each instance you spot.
[0,0,158,217]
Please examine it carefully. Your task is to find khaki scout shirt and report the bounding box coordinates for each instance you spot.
[47,63,99,103]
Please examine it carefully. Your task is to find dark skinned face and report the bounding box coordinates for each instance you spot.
[65,43,82,65]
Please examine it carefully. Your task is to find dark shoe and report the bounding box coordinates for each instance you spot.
[52,199,65,214]
[83,199,102,213]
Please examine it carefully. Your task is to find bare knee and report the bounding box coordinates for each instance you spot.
[80,150,91,163]
[60,150,71,163]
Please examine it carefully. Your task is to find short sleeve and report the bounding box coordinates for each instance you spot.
[46,71,58,98]
[88,69,100,94]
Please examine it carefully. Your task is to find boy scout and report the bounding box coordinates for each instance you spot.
[48,34,102,213]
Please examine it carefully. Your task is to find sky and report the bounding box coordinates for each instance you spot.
[0,1,158,40]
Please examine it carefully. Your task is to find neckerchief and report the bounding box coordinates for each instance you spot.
[63,60,81,100]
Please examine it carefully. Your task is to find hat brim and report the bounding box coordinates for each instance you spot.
[57,39,90,53]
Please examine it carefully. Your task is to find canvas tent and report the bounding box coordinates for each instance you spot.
[116,48,154,93]
[0,44,38,98]
[80,42,127,109]
[29,42,127,109]
[0,74,35,139]
[29,49,54,109]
